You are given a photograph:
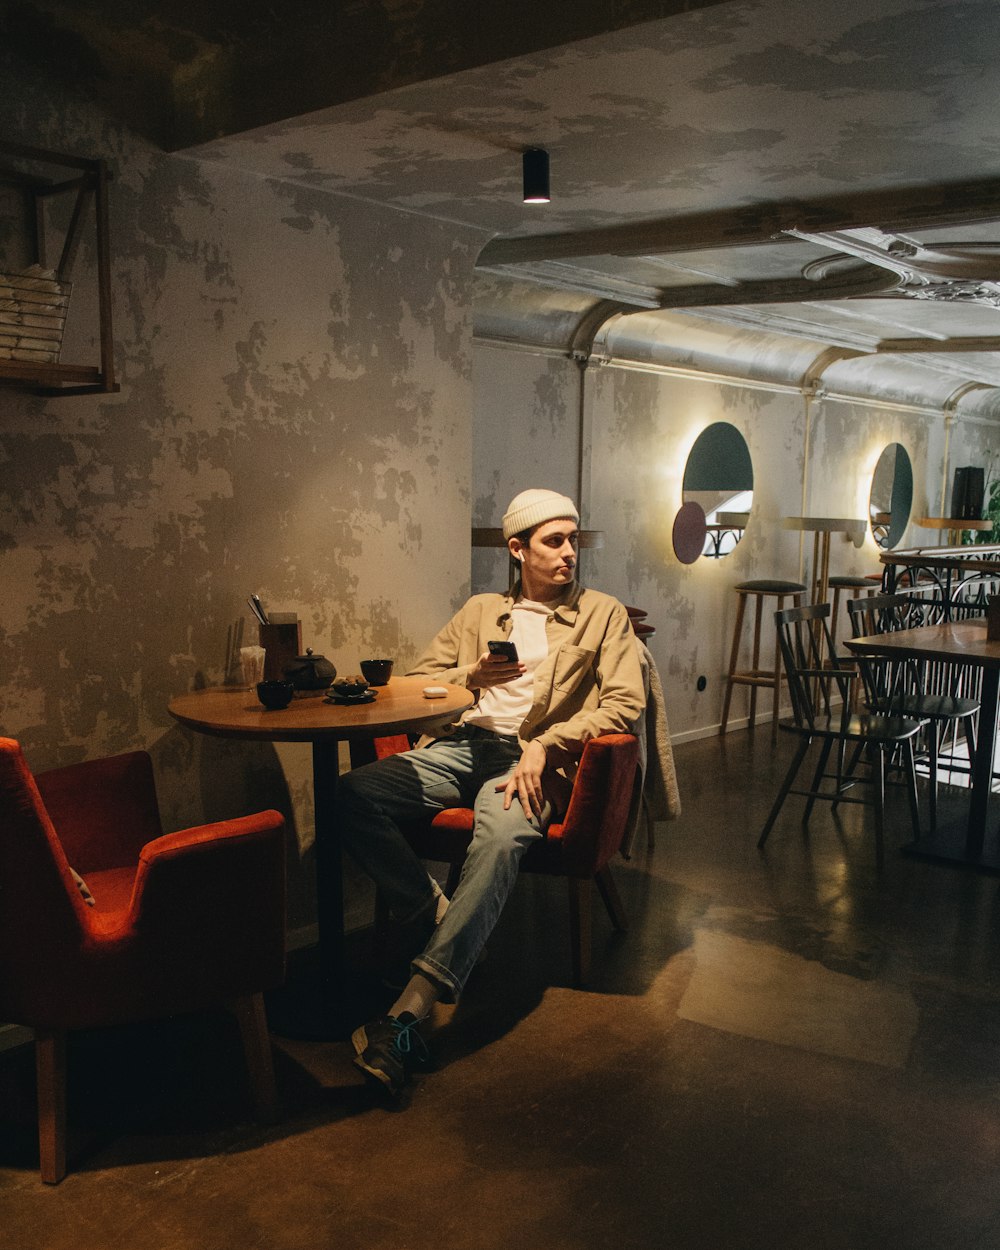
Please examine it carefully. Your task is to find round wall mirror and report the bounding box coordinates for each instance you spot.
[869,443,913,549]
[680,422,753,559]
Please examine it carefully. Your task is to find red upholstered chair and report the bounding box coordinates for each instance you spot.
[380,733,640,987]
[0,739,286,1183]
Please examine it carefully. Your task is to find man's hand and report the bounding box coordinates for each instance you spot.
[499,739,547,819]
[469,650,525,690]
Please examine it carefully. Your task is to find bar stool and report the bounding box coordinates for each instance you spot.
[720,579,806,738]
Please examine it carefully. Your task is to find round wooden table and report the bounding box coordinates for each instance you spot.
[168,677,473,1029]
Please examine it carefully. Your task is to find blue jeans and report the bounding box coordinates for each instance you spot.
[337,727,548,1001]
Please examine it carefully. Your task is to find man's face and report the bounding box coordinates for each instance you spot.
[512,518,579,594]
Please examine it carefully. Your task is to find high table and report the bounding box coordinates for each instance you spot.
[168,677,473,1033]
[783,516,867,606]
[914,517,993,547]
[845,622,1000,869]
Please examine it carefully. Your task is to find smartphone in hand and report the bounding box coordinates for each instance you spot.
[487,640,519,662]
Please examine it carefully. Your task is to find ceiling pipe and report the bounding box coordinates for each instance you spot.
[567,301,633,528]
[792,346,866,583]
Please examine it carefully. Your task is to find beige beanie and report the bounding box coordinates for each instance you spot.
[502,488,579,540]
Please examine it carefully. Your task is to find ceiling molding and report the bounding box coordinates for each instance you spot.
[674,305,877,352]
[477,180,1000,268]
[482,255,900,313]
[653,264,899,310]
[568,302,632,361]
[802,347,869,393]
[476,261,660,309]
[876,337,1000,354]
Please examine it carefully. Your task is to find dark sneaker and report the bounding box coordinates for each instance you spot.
[351,1012,428,1096]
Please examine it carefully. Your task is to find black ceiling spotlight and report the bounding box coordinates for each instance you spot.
[522,148,550,204]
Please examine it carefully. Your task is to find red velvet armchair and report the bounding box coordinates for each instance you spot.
[375,732,640,986]
[0,739,286,1183]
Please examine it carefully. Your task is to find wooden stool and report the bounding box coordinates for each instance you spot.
[720,579,806,738]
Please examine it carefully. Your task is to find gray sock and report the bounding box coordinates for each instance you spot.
[390,972,441,1021]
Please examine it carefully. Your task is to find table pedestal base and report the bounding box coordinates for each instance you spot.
[899,778,1000,873]
[264,942,392,1042]
[901,825,1000,874]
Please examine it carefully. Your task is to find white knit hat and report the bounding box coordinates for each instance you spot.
[501,488,579,540]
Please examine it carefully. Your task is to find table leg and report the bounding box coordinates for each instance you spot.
[817,532,832,607]
[265,740,385,1040]
[811,531,822,602]
[312,739,344,988]
[900,666,1000,871]
[966,668,999,860]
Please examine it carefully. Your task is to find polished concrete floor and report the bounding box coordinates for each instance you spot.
[4,726,1000,1249]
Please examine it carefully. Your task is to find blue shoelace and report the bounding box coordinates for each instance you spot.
[390,1015,429,1063]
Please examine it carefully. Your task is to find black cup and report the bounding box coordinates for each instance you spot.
[256,679,294,710]
[360,659,394,686]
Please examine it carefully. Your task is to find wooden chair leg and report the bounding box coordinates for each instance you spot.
[804,737,834,823]
[230,993,279,1124]
[567,877,592,987]
[595,865,628,931]
[720,592,748,734]
[642,793,655,851]
[903,738,922,844]
[748,593,764,728]
[928,722,940,833]
[874,749,887,871]
[759,737,811,847]
[35,1029,67,1185]
[770,595,786,741]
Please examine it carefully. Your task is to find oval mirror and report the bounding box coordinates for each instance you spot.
[680,422,753,559]
[869,443,912,549]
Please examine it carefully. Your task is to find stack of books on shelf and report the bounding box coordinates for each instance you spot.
[0,264,70,363]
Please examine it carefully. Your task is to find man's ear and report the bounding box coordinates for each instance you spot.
[508,538,524,562]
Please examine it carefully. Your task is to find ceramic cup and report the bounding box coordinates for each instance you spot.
[256,679,294,710]
[360,658,394,686]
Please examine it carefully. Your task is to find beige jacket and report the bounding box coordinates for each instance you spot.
[623,641,681,858]
[408,581,646,776]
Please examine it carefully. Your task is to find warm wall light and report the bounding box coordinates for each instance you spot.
[522,148,550,204]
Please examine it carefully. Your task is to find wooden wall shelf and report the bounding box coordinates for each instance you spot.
[0,140,118,397]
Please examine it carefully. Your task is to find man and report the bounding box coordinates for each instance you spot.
[340,488,645,1095]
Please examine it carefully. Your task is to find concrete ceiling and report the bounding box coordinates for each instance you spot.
[9,0,1000,414]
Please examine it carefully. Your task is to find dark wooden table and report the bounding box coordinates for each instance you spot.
[168,677,473,1033]
[845,622,1000,869]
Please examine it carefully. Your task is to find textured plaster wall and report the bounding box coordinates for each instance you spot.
[472,348,996,740]
[0,60,477,930]
[471,345,581,592]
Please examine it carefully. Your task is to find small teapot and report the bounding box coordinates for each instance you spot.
[282,647,337,693]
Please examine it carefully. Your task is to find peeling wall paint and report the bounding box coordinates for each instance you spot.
[0,57,477,930]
